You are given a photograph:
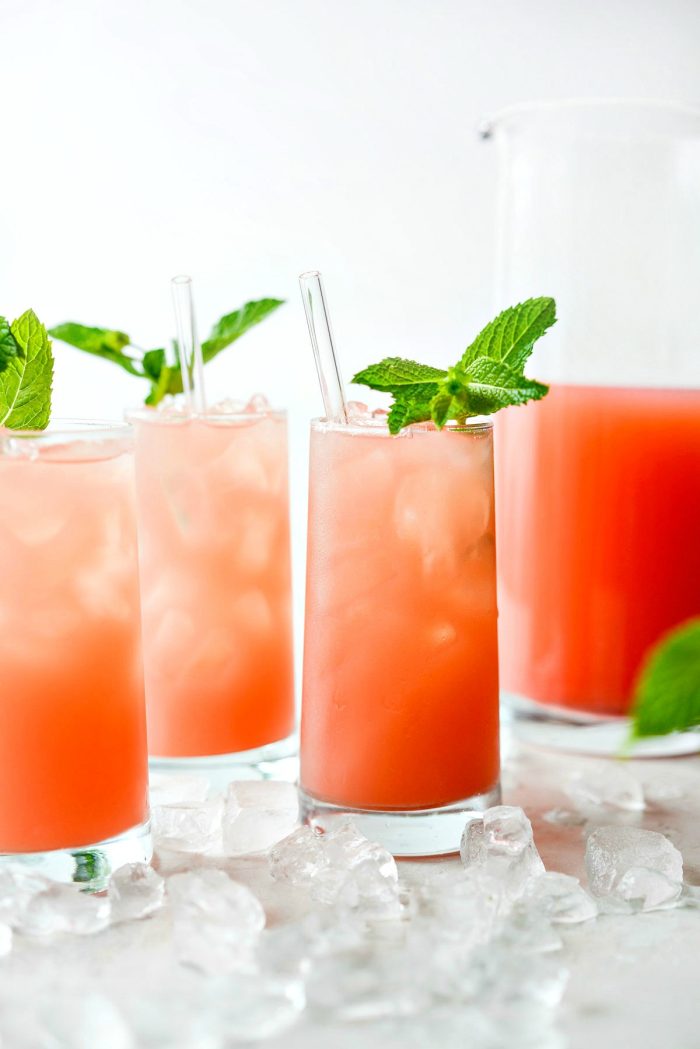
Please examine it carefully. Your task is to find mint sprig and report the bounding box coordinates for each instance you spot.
[631,619,700,738]
[352,297,555,434]
[0,310,53,430]
[50,297,284,407]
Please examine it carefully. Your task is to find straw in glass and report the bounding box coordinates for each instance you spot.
[299,270,348,423]
[171,275,207,414]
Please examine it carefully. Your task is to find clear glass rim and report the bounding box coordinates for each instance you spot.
[310,416,493,437]
[126,406,286,426]
[0,419,132,442]
[479,97,700,139]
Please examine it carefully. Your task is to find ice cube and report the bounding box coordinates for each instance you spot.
[245,393,271,413]
[0,865,52,926]
[269,825,327,882]
[109,864,165,923]
[223,780,298,856]
[151,797,223,854]
[585,826,683,902]
[270,820,401,916]
[149,771,210,807]
[0,922,12,957]
[521,872,598,924]
[615,866,682,911]
[167,867,266,974]
[18,883,111,936]
[417,867,502,942]
[565,765,645,812]
[322,821,401,915]
[344,401,371,423]
[394,469,491,576]
[460,806,545,902]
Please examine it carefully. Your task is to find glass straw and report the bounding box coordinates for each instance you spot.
[171,275,207,414]
[299,271,348,423]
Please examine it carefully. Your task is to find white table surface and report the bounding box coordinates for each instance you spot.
[3,732,700,1049]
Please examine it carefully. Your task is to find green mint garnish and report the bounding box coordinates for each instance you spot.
[631,619,700,738]
[49,297,284,407]
[0,309,54,430]
[352,297,555,434]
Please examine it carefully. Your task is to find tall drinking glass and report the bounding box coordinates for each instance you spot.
[483,100,700,751]
[300,417,500,856]
[131,406,296,775]
[0,423,150,884]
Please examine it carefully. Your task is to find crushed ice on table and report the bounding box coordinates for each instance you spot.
[151,796,223,854]
[585,825,683,910]
[109,863,165,923]
[270,820,401,916]
[565,764,645,813]
[223,780,298,856]
[520,872,598,924]
[167,867,266,974]
[460,806,545,902]
[1,782,693,1047]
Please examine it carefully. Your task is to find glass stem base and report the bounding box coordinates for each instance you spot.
[299,783,502,858]
[0,819,152,890]
[503,691,700,757]
[149,733,298,791]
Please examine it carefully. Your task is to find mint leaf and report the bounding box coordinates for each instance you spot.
[352,358,446,392]
[0,310,53,429]
[631,619,700,738]
[461,297,556,373]
[443,358,549,417]
[202,298,285,362]
[387,385,442,434]
[0,317,19,373]
[430,391,454,428]
[142,348,166,381]
[145,364,180,407]
[49,322,143,378]
[352,359,445,434]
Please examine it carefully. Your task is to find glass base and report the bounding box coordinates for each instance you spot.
[0,819,152,890]
[504,692,700,757]
[149,733,299,791]
[299,783,502,858]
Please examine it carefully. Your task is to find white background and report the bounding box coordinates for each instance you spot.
[2,0,700,656]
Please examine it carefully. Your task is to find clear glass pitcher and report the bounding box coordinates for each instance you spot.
[483,100,700,752]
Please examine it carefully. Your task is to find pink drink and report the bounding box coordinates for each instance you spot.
[133,408,295,758]
[0,425,148,855]
[301,419,500,814]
